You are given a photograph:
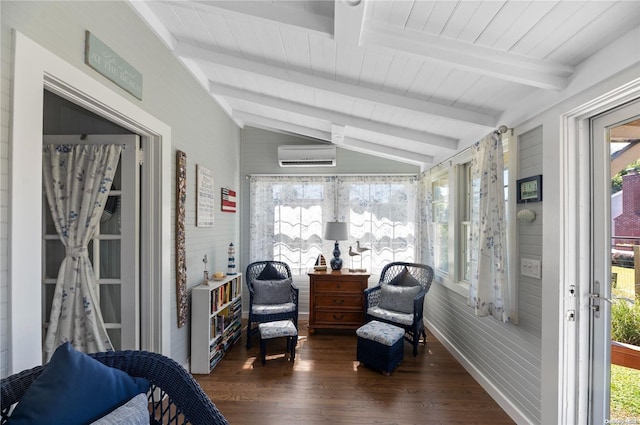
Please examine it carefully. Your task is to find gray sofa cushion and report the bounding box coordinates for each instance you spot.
[378,284,421,314]
[90,393,150,425]
[253,278,292,304]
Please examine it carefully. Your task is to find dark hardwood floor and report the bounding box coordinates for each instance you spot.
[195,320,515,425]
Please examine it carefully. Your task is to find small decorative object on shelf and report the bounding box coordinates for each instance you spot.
[202,254,209,285]
[227,243,236,275]
[314,254,327,271]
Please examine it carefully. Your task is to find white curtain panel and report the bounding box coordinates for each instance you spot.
[249,176,337,274]
[468,133,511,323]
[43,144,122,359]
[418,171,434,267]
[249,175,417,275]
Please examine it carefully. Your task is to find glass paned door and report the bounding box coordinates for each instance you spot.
[589,101,640,424]
[42,135,140,351]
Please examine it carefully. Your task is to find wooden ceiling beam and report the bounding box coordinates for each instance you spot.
[361,21,573,91]
[186,0,333,38]
[176,40,496,128]
[209,81,458,151]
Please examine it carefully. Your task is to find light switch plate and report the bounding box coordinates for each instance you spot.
[521,258,541,279]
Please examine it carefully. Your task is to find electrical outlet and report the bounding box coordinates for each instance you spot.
[521,258,541,279]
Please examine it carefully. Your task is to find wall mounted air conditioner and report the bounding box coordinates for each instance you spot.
[278,145,336,167]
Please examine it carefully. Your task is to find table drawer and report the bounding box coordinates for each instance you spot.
[313,311,364,325]
[313,280,365,293]
[314,294,363,308]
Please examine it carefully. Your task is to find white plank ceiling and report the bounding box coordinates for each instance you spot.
[129,0,640,167]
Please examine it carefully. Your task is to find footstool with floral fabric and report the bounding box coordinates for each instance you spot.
[356,320,405,375]
[258,320,298,365]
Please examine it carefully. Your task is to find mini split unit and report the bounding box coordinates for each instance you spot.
[278,145,336,167]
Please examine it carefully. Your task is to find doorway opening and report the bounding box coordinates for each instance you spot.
[10,31,171,373]
[604,116,640,421]
[42,92,142,354]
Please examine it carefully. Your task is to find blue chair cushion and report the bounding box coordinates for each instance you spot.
[256,262,285,280]
[8,342,150,425]
[253,278,291,304]
[389,266,421,287]
[378,284,421,314]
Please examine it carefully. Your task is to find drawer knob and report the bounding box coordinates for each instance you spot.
[333,314,344,320]
[333,299,344,305]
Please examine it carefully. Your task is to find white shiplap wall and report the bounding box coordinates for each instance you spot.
[517,126,543,337]
[424,127,544,423]
[0,0,10,379]
[239,126,420,317]
[1,0,241,374]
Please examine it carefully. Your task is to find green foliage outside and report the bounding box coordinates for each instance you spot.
[612,159,640,194]
[611,365,640,421]
[611,298,640,346]
[610,266,640,420]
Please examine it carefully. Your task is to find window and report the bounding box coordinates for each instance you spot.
[460,163,473,282]
[431,172,449,276]
[249,175,417,275]
[428,136,510,286]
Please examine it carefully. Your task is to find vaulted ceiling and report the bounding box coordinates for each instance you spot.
[129,0,640,167]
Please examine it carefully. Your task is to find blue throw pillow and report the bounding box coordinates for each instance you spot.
[256,262,285,280]
[8,342,150,425]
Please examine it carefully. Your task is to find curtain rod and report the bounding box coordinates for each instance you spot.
[246,173,418,179]
[429,124,512,173]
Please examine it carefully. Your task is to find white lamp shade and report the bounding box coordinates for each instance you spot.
[324,221,348,241]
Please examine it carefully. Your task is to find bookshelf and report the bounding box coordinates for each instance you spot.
[190,273,242,374]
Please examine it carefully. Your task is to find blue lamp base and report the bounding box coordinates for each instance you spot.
[330,241,343,270]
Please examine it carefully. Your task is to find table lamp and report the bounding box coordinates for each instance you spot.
[324,221,348,271]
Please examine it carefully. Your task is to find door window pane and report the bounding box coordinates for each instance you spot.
[100,284,121,323]
[44,240,65,279]
[99,240,121,279]
[99,196,121,235]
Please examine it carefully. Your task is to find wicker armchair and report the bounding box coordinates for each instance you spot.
[0,350,229,425]
[364,262,434,356]
[246,261,299,349]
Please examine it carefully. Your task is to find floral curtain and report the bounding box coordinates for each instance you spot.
[249,175,417,275]
[468,133,510,323]
[43,144,122,359]
[249,176,336,274]
[336,176,418,272]
[418,170,434,267]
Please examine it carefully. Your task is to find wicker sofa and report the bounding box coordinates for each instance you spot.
[0,349,229,425]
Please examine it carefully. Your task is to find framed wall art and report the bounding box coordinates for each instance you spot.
[221,187,237,213]
[516,175,542,203]
[196,165,215,227]
[175,150,188,328]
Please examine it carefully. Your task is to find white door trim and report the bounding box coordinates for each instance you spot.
[558,78,640,425]
[9,30,171,373]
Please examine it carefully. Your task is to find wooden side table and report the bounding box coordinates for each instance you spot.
[307,270,370,333]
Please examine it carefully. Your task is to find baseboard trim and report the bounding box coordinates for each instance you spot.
[425,319,535,425]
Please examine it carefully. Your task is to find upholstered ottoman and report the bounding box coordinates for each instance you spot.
[258,320,298,365]
[356,320,404,375]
